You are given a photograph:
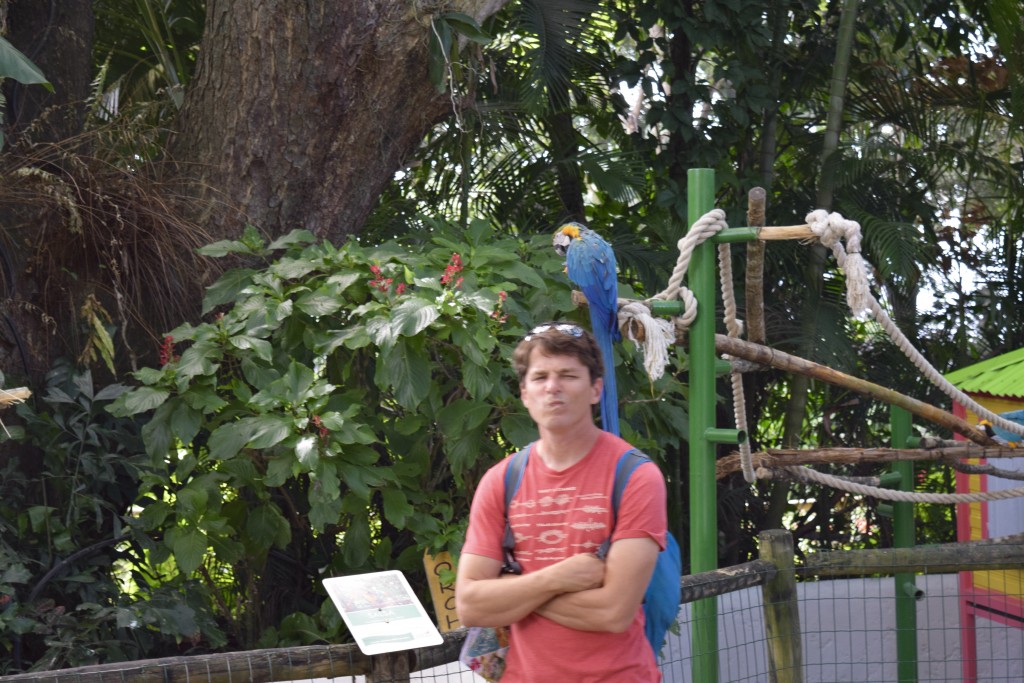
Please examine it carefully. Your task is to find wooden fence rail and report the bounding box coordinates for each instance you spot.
[3,532,1020,683]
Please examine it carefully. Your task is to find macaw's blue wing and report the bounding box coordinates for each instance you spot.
[560,226,621,435]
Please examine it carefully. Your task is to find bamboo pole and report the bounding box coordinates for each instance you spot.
[755,224,817,240]
[801,533,1024,577]
[716,445,1023,479]
[712,334,994,447]
[745,187,767,344]
[759,530,803,683]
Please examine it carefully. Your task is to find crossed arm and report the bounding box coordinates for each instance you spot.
[455,536,659,632]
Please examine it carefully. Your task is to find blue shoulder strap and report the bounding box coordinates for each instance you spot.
[596,448,649,559]
[500,445,532,574]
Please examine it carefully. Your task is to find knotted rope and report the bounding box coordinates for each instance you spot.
[618,208,727,382]
[807,209,1024,442]
[617,205,1024,500]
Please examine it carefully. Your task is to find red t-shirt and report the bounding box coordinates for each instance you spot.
[462,431,667,682]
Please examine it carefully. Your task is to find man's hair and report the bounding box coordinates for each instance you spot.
[512,322,604,384]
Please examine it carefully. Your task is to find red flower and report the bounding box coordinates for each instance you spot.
[311,415,329,442]
[158,335,175,366]
[440,253,463,286]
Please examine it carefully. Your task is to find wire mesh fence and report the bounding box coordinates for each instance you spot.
[2,531,1022,683]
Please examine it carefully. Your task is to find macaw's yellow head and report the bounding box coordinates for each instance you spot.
[552,222,583,257]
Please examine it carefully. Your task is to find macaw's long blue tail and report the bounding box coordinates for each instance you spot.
[591,316,620,436]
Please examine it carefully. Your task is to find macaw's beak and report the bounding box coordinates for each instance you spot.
[552,231,572,257]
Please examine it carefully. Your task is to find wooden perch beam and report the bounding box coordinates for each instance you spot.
[717,445,1022,480]
[712,334,994,447]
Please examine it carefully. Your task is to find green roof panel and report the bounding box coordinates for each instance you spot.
[945,347,1024,398]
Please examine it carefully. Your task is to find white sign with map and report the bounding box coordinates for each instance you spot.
[323,570,444,655]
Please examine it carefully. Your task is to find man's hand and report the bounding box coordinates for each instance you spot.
[543,552,605,593]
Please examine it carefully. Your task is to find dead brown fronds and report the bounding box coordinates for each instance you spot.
[0,116,225,373]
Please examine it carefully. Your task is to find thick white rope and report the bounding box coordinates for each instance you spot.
[806,209,1024,441]
[618,209,727,376]
[718,242,756,482]
[767,465,1024,503]
[620,300,676,381]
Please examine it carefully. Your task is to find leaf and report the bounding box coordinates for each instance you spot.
[247,415,294,449]
[462,361,495,399]
[296,287,344,317]
[267,230,316,251]
[446,426,484,478]
[264,456,295,487]
[167,526,207,576]
[142,401,175,459]
[245,505,291,551]
[207,420,258,461]
[181,385,228,413]
[342,512,371,567]
[391,297,439,337]
[500,412,538,449]
[202,268,258,313]
[107,386,170,417]
[0,36,51,89]
[438,12,492,45]
[381,488,414,527]
[381,340,431,410]
[176,342,220,380]
[93,383,129,402]
[176,484,209,518]
[437,399,493,434]
[138,501,173,531]
[504,260,547,288]
[1,563,31,584]
[198,241,256,258]
[270,257,318,280]
[229,335,273,361]
[428,16,453,93]
[170,400,201,446]
[295,435,319,469]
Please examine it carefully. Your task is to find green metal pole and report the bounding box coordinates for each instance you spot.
[890,405,918,683]
[688,168,718,683]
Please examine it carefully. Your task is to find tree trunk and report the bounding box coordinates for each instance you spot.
[169,0,513,242]
[2,0,93,144]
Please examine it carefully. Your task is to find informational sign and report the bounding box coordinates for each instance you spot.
[323,570,443,655]
[423,551,460,632]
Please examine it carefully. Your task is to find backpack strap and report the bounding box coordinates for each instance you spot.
[596,449,651,560]
[500,444,532,575]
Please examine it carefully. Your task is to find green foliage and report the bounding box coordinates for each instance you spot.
[103,218,689,650]
[0,35,52,151]
[428,12,492,94]
[0,363,224,672]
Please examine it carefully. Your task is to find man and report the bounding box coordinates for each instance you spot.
[456,322,666,682]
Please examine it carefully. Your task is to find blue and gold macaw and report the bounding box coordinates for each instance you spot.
[553,222,621,435]
[979,409,1024,447]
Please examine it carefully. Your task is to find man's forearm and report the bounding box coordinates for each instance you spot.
[458,572,566,627]
[534,585,633,632]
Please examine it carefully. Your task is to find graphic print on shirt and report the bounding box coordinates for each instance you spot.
[508,484,611,566]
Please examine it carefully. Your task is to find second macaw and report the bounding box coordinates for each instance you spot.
[979,409,1024,447]
[553,222,621,435]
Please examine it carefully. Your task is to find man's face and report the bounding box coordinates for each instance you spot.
[519,348,602,433]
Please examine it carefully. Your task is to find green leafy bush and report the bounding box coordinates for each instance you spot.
[4,218,689,664]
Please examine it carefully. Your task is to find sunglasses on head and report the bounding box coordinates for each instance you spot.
[523,323,585,341]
